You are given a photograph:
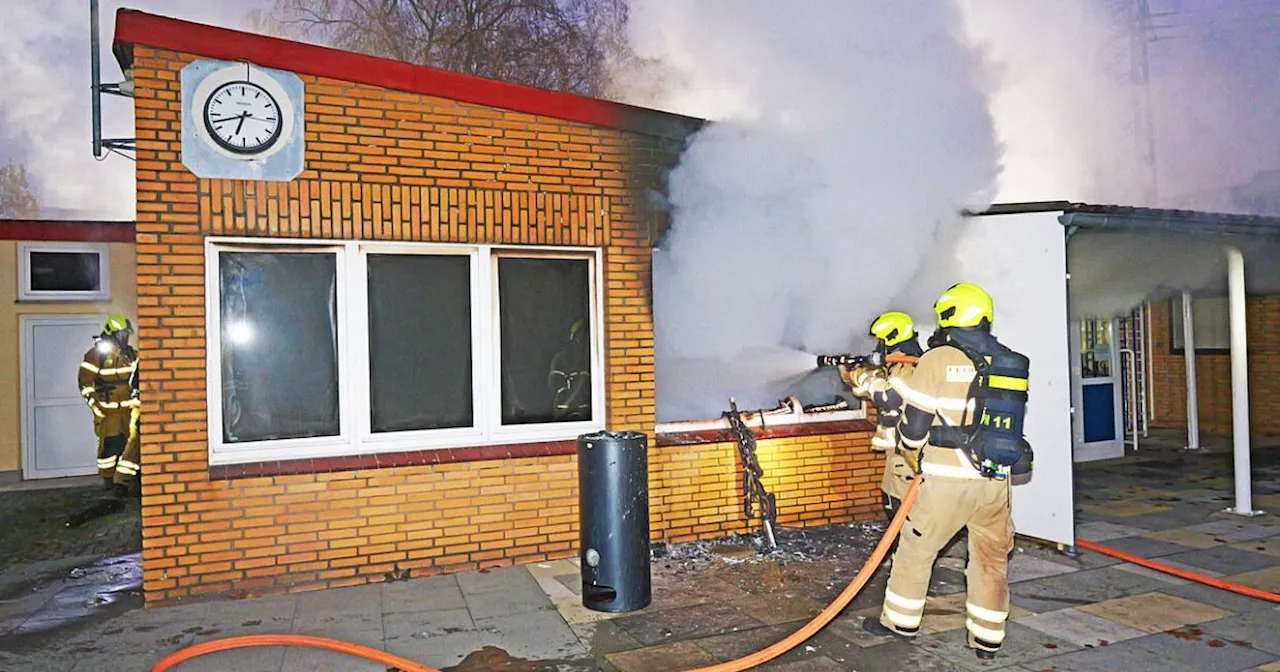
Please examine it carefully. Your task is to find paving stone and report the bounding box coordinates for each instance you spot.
[1014,607,1149,648]
[1184,520,1278,543]
[825,637,969,671]
[463,583,557,620]
[909,592,1032,634]
[1009,566,1170,614]
[689,621,804,662]
[293,583,382,615]
[282,645,386,672]
[1122,507,1221,532]
[610,601,766,646]
[536,575,578,601]
[1079,500,1172,518]
[552,595,628,626]
[727,594,824,625]
[556,573,585,597]
[1144,527,1228,549]
[1159,546,1278,576]
[527,559,579,579]
[69,651,167,672]
[383,629,487,669]
[456,565,540,595]
[1224,565,1280,593]
[1028,628,1276,672]
[1231,539,1280,558]
[1201,610,1280,656]
[1007,554,1079,583]
[1254,661,1280,672]
[1098,536,1197,558]
[571,618,644,655]
[1076,591,1232,633]
[383,607,474,641]
[474,609,588,661]
[1075,521,1156,541]
[821,612,897,648]
[1161,581,1279,615]
[916,621,1081,671]
[1112,562,1193,585]
[605,640,720,672]
[757,655,846,671]
[382,574,466,614]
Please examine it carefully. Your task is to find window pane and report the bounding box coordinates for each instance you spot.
[219,252,339,443]
[367,254,473,432]
[1080,318,1112,378]
[29,252,101,292]
[498,257,592,425]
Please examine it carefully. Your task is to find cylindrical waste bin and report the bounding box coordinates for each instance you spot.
[578,430,651,613]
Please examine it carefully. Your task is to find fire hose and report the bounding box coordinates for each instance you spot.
[149,474,1277,671]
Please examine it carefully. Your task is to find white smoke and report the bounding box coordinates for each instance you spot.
[622,0,1001,421]
[0,1,264,220]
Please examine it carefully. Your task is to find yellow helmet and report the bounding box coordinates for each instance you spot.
[103,314,132,335]
[934,283,994,328]
[869,311,914,347]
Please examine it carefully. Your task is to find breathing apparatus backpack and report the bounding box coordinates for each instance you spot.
[938,332,1035,480]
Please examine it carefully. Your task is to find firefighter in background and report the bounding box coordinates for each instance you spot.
[548,318,590,421]
[78,314,141,497]
[838,311,924,550]
[861,283,1033,661]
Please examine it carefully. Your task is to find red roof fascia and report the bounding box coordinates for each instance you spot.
[0,220,136,243]
[113,9,702,138]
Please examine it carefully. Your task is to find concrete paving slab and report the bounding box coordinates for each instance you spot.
[605,640,720,672]
[1160,546,1278,576]
[726,593,825,625]
[555,573,584,597]
[69,651,166,671]
[1075,521,1156,541]
[536,574,578,601]
[528,559,579,579]
[1014,607,1149,648]
[1232,538,1280,558]
[1161,581,1279,615]
[1019,629,1272,672]
[456,565,538,595]
[383,607,474,640]
[474,609,588,661]
[758,655,846,671]
[1144,527,1228,549]
[1009,566,1171,614]
[1076,591,1233,633]
[570,618,644,655]
[610,601,767,646]
[1112,561,1194,585]
[290,624,384,651]
[383,629,487,669]
[464,583,558,620]
[836,638,970,671]
[551,595,627,626]
[916,621,1081,671]
[1079,500,1171,518]
[1224,565,1280,593]
[1254,661,1280,672]
[281,645,387,672]
[683,621,802,662]
[1007,554,1080,583]
[912,592,1032,634]
[1099,536,1198,558]
[382,575,467,614]
[823,611,899,648]
[1201,610,1280,656]
[293,583,382,614]
[1184,520,1278,543]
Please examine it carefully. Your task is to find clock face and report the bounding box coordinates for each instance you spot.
[203,81,283,155]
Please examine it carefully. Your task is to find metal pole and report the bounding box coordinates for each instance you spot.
[1181,289,1200,451]
[1144,301,1155,430]
[1120,349,1138,452]
[1225,247,1262,516]
[90,0,102,159]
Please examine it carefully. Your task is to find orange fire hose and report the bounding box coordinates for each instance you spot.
[151,480,921,672]
[1074,538,1280,603]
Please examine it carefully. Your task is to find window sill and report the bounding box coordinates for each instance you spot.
[208,438,578,481]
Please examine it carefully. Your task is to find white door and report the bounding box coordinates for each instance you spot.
[21,315,108,479]
[1070,317,1125,462]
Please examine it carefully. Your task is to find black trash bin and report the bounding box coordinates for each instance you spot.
[578,430,651,613]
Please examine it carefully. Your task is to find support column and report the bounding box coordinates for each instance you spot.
[1225,247,1262,516]
[1181,289,1200,451]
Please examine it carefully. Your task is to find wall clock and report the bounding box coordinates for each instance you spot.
[181,60,305,181]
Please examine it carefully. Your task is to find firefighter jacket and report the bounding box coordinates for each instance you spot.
[890,343,1009,480]
[79,339,140,417]
[548,346,590,420]
[847,361,911,454]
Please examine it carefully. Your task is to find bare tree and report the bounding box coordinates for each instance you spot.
[249,0,629,96]
[0,161,39,218]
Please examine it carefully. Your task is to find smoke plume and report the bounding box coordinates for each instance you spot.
[621,0,1001,421]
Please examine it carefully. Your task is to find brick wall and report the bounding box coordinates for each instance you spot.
[130,43,882,606]
[1147,297,1280,435]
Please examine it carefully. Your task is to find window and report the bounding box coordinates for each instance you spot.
[1080,318,1112,378]
[1170,295,1230,353]
[205,239,603,465]
[18,242,110,302]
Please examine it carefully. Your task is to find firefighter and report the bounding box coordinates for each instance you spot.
[838,311,923,547]
[78,314,141,497]
[861,283,1024,661]
[548,318,590,421]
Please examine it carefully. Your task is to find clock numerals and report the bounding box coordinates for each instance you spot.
[203,80,285,155]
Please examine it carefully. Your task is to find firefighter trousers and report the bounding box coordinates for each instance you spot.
[881,449,914,556]
[879,474,1014,653]
[95,406,141,487]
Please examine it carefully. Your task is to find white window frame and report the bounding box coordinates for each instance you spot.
[1170,295,1231,352]
[205,236,606,466]
[17,241,111,302]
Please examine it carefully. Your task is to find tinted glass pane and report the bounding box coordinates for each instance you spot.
[498,258,592,425]
[29,252,101,292]
[219,252,339,443]
[367,254,473,432]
